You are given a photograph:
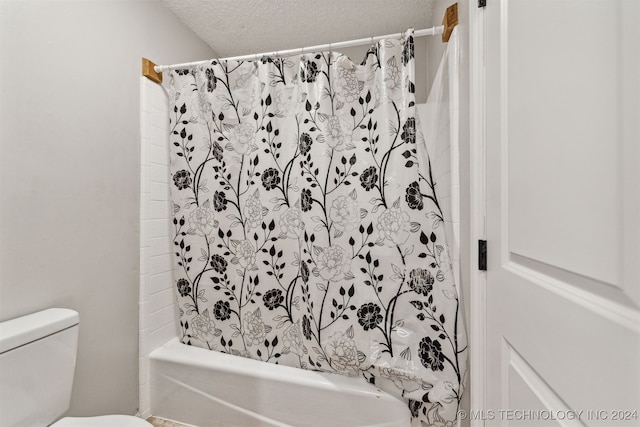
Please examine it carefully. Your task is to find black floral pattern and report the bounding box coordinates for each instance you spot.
[261,167,281,190]
[418,337,445,371]
[409,268,434,296]
[300,60,319,83]
[300,188,313,212]
[302,315,312,340]
[408,400,423,418]
[300,260,309,283]
[360,166,378,191]
[401,117,416,144]
[212,141,224,162]
[402,35,414,65]
[357,303,383,331]
[405,181,423,210]
[173,170,192,190]
[299,133,312,155]
[210,254,227,274]
[205,68,216,92]
[213,191,228,211]
[177,278,191,297]
[263,289,284,310]
[213,300,231,321]
[168,29,466,427]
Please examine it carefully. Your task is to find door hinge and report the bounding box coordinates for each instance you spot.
[478,240,487,271]
[478,0,486,7]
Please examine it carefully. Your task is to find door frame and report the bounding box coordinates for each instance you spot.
[468,1,487,426]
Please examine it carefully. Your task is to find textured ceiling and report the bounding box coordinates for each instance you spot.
[161,0,436,58]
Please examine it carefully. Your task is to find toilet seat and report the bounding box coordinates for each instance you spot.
[52,415,153,427]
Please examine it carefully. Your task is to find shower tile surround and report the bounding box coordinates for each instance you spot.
[139,77,178,419]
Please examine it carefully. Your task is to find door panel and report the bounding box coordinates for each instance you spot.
[507,1,622,287]
[485,0,640,425]
[503,340,581,427]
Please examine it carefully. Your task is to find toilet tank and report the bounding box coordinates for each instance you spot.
[0,308,80,427]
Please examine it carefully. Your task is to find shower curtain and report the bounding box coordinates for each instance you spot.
[166,29,467,426]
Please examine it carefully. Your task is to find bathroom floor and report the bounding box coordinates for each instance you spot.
[147,416,193,427]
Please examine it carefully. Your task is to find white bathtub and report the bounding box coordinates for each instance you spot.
[149,338,411,427]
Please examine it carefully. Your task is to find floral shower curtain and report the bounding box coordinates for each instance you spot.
[166,29,467,426]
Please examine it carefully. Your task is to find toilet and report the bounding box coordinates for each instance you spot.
[0,308,152,427]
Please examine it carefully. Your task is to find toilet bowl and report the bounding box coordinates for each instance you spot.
[0,309,152,427]
[52,415,152,427]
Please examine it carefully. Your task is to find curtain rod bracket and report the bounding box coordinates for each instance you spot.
[442,3,459,43]
[142,58,162,84]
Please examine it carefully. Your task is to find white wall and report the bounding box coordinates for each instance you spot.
[0,0,214,417]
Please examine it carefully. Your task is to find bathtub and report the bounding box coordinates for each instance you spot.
[149,338,411,427]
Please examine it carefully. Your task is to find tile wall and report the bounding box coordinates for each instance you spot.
[139,77,178,418]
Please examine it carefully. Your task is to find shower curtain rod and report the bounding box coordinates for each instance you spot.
[154,25,445,73]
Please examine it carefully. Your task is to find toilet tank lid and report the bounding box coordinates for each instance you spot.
[0,308,79,354]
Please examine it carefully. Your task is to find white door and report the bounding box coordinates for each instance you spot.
[484,0,640,425]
